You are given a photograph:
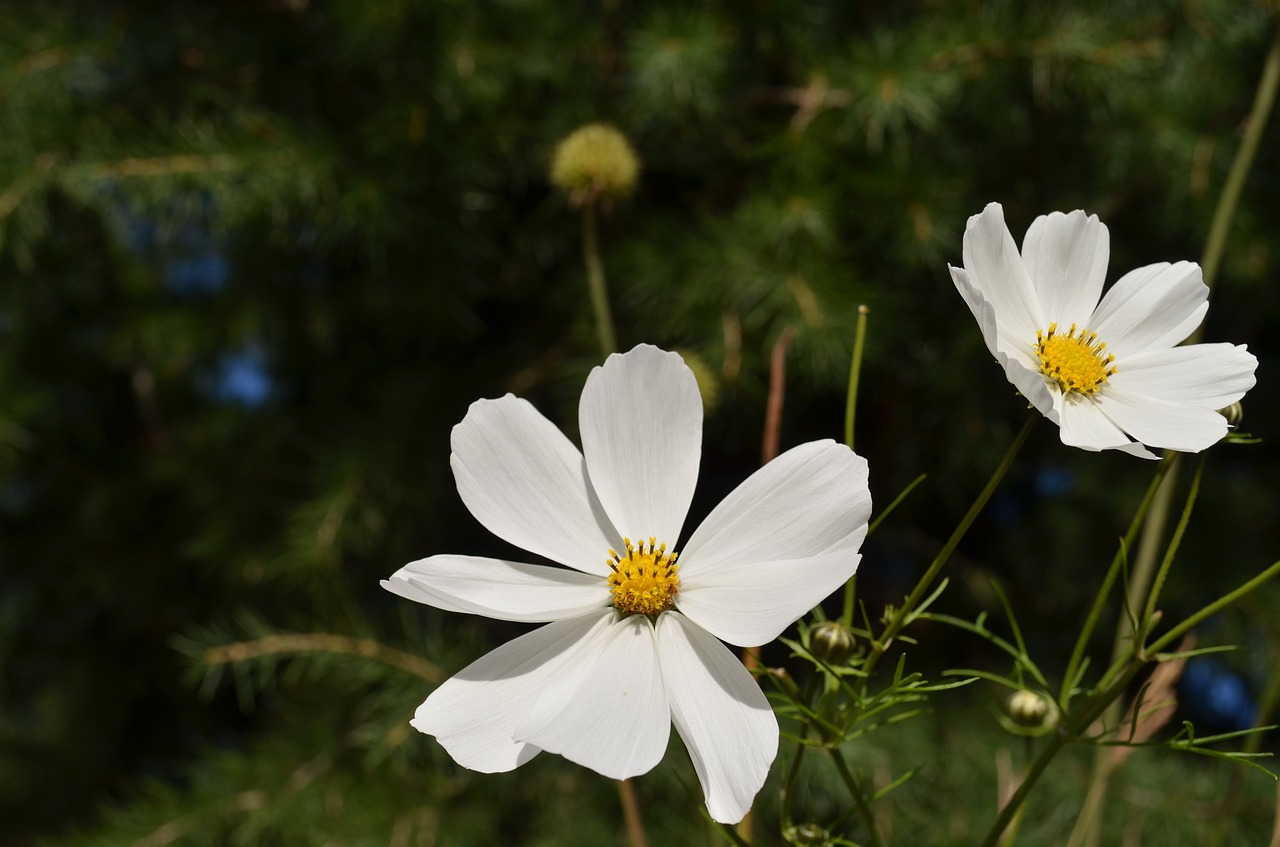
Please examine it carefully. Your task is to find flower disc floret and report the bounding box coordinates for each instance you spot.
[1035,322,1116,395]
[607,536,680,616]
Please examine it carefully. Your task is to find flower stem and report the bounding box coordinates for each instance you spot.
[862,414,1035,682]
[828,748,884,847]
[582,200,617,357]
[981,557,1280,847]
[844,304,870,452]
[1059,453,1175,709]
[616,779,649,847]
[1198,21,1280,299]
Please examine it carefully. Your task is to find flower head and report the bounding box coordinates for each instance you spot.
[549,123,640,204]
[950,203,1257,458]
[383,345,871,824]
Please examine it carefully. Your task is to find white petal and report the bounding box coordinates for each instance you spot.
[1021,210,1109,329]
[411,610,613,773]
[961,203,1044,343]
[579,345,702,546]
[515,614,671,780]
[1088,262,1207,358]
[1107,344,1257,409]
[681,440,869,572]
[1058,396,1157,459]
[656,613,778,825]
[382,555,609,623]
[1100,390,1229,453]
[999,355,1059,423]
[950,265,1000,358]
[676,546,861,647]
[451,395,620,576]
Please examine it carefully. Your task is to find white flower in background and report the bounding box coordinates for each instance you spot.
[383,344,871,824]
[950,202,1257,458]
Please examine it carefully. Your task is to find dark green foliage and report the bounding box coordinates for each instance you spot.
[0,0,1277,844]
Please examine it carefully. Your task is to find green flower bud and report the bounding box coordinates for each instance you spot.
[785,822,831,846]
[1219,401,1244,427]
[810,620,855,665]
[1006,689,1050,728]
[549,123,640,205]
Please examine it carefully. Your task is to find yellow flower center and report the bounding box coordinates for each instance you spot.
[607,537,680,617]
[1035,323,1116,395]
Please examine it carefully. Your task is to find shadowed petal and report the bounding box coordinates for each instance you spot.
[1059,397,1157,459]
[382,556,609,623]
[451,395,620,576]
[951,265,1000,358]
[579,345,702,548]
[656,613,777,825]
[1100,391,1229,453]
[515,614,670,780]
[411,610,614,773]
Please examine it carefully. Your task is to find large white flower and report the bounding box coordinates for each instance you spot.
[950,202,1257,458]
[383,344,870,824]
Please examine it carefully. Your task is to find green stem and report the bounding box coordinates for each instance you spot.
[828,748,884,847]
[582,201,617,357]
[844,304,870,451]
[1140,456,1206,634]
[862,414,1035,682]
[1059,454,1175,708]
[983,557,1280,847]
[1198,22,1280,300]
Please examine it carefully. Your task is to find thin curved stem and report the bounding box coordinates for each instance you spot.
[862,414,1035,682]
[582,201,617,357]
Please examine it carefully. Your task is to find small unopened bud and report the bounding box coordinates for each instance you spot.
[1219,401,1244,427]
[549,123,639,205]
[811,620,855,665]
[1006,689,1050,728]
[786,822,830,847]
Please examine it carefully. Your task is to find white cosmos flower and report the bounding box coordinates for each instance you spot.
[383,344,870,824]
[950,202,1257,459]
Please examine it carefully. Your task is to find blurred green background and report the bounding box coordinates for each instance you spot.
[1,1,1278,844]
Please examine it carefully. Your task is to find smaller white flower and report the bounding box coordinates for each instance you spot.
[950,203,1257,458]
[384,344,871,824]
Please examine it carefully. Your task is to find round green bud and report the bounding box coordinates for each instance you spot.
[1006,689,1050,728]
[549,123,640,204]
[1219,401,1244,427]
[810,620,855,665]
[787,822,831,846]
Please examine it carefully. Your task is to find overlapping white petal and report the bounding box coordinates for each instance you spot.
[657,612,777,824]
[515,614,670,780]
[451,395,621,576]
[953,202,1257,457]
[387,344,872,825]
[579,345,702,545]
[411,610,613,772]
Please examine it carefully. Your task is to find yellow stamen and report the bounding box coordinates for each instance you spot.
[1035,322,1116,396]
[607,536,680,617]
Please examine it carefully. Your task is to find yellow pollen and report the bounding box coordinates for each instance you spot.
[606,536,680,617]
[1035,322,1117,396]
